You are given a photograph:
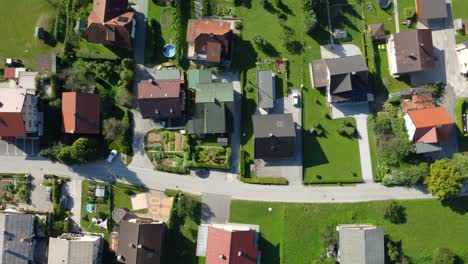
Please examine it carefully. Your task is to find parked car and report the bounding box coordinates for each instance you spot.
[107,150,118,163]
[292,93,300,106]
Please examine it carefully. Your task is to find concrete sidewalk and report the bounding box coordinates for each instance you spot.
[355,115,374,183]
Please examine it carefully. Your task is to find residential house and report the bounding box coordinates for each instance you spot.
[0,212,36,264]
[116,218,165,264]
[387,29,435,76]
[252,114,296,159]
[0,88,38,138]
[257,70,275,112]
[404,106,455,154]
[416,0,447,21]
[48,233,102,264]
[18,72,38,90]
[311,55,369,104]
[86,0,135,49]
[62,92,100,134]
[203,224,259,264]
[138,69,185,121]
[187,69,212,89]
[456,41,468,75]
[337,224,385,264]
[36,54,57,74]
[187,82,234,135]
[368,23,385,40]
[186,19,233,64]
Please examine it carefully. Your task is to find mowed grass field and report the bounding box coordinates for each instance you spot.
[231,198,468,264]
[0,0,57,69]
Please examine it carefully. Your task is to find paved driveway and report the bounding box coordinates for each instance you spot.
[0,138,39,156]
[254,90,303,185]
[201,193,231,224]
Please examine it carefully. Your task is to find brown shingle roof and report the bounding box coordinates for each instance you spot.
[393,29,435,74]
[417,0,448,20]
[138,80,181,99]
[369,23,385,39]
[187,19,231,43]
[62,92,100,134]
[138,79,183,119]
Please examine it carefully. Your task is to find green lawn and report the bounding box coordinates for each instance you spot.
[452,0,468,20]
[367,116,380,180]
[397,0,417,31]
[146,3,176,64]
[80,180,111,233]
[329,0,364,48]
[230,198,468,264]
[364,0,396,34]
[0,0,58,69]
[302,89,362,183]
[112,182,145,212]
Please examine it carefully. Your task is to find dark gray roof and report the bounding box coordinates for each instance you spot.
[0,212,35,264]
[417,0,447,19]
[338,225,384,264]
[252,114,296,138]
[325,55,368,76]
[117,220,164,264]
[393,29,435,74]
[257,70,275,109]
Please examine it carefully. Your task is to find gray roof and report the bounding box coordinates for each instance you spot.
[257,70,275,109]
[338,225,385,264]
[310,60,328,88]
[415,142,442,154]
[95,186,106,198]
[48,235,102,264]
[0,213,35,264]
[252,114,296,138]
[188,102,227,134]
[153,69,181,80]
[417,0,448,19]
[325,55,368,76]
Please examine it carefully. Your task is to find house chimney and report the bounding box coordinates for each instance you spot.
[72,112,76,117]
[169,108,173,114]
[155,109,159,114]
[165,93,168,97]
[218,254,225,259]
[238,251,243,256]
[70,130,75,134]
[129,243,136,248]
[137,244,143,249]
[269,133,273,137]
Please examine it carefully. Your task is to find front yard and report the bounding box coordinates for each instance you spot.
[231,198,468,263]
[302,89,362,184]
[80,180,111,234]
[0,173,31,206]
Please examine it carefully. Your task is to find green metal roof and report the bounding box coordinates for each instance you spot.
[188,102,226,134]
[187,69,212,89]
[195,82,234,103]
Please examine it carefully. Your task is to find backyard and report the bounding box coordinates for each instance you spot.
[397,0,417,31]
[0,0,58,69]
[230,198,468,264]
[80,180,111,233]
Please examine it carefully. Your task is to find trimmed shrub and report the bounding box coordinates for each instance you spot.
[384,201,406,224]
[241,177,288,185]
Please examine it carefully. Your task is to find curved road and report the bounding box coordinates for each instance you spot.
[0,156,433,203]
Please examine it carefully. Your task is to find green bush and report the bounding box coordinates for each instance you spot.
[164,189,181,197]
[155,164,189,174]
[384,201,406,224]
[241,177,288,185]
[304,10,317,33]
[239,150,246,177]
[433,247,456,264]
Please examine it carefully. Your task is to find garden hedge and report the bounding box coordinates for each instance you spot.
[155,164,190,174]
[455,98,468,136]
[240,177,289,185]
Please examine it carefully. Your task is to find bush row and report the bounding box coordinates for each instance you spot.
[240,177,289,185]
[155,164,190,174]
[193,147,232,170]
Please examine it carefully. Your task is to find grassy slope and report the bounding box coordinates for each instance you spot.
[302,88,362,183]
[231,198,468,264]
[0,0,57,69]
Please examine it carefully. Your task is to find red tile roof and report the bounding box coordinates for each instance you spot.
[408,107,454,128]
[138,80,181,99]
[62,92,100,134]
[187,19,231,43]
[0,113,26,138]
[4,68,15,79]
[206,226,258,264]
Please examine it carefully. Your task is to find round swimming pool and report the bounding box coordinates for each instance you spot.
[163,44,176,58]
[86,204,94,213]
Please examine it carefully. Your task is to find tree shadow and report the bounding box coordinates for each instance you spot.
[302,129,329,168]
[441,197,468,215]
[232,35,258,71]
[260,41,280,57]
[234,0,252,8]
[278,1,293,15]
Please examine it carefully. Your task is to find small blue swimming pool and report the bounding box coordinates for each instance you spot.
[163,44,176,58]
[86,204,94,213]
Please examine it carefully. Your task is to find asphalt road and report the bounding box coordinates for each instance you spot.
[0,156,435,203]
